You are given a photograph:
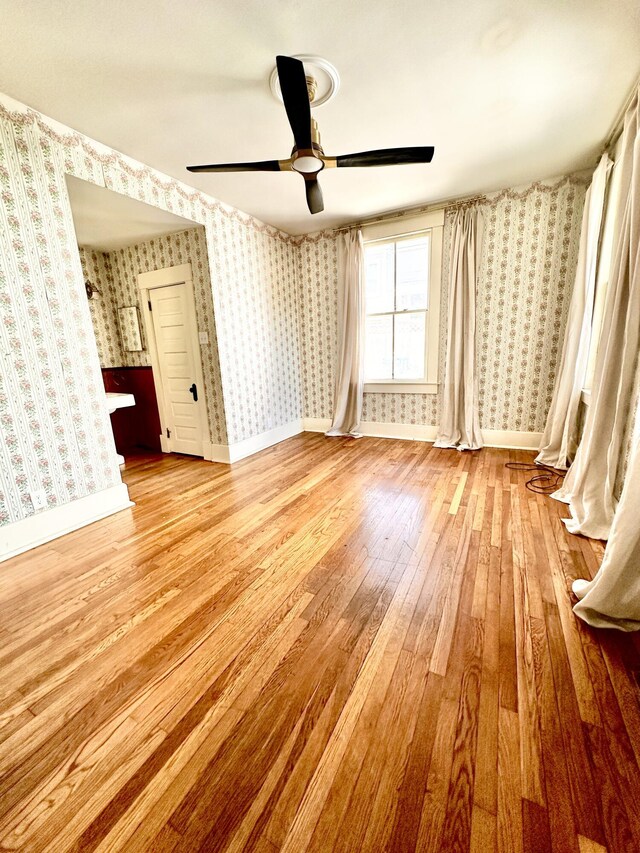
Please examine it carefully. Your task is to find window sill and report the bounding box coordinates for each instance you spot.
[364,382,438,394]
[581,389,591,406]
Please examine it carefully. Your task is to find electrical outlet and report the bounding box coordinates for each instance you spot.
[199,331,209,345]
[30,490,47,511]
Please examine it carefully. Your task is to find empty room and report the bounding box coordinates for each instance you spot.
[1,1,640,851]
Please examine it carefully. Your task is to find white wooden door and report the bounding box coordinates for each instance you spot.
[149,283,204,456]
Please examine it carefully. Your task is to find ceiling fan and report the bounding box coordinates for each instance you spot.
[187,55,435,215]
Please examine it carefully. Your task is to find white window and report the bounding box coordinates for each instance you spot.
[362,211,443,393]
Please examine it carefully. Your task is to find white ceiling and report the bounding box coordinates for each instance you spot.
[2,0,639,235]
[66,176,198,251]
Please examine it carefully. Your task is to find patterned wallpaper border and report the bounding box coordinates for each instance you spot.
[1,95,590,250]
[445,174,591,210]
[0,98,298,246]
[8,98,589,249]
[289,173,592,245]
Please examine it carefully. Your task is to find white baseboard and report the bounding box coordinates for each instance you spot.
[300,418,331,433]
[362,420,438,441]
[205,442,231,464]
[302,418,541,451]
[0,483,133,563]
[228,420,304,463]
[480,430,542,450]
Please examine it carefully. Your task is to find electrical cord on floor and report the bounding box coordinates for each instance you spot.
[504,461,566,494]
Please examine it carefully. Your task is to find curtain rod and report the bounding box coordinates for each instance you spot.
[331,192,486,234]
[603,75,639,153]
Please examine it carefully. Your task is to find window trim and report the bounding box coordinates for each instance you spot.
[365,381,439,394]
[362,210,443,394]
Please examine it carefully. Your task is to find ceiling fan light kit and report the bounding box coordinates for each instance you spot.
[187,55,434,215]
[291,155,323,174]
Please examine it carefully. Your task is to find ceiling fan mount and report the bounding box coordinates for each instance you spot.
[187,55,435,215]
[269,55,340,108]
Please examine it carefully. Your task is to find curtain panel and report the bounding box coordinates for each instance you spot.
[536,153,612,469]
[326,228,365,437]
[435,206,484,451]
[554,86,640,542]
[565,86,640,631]
[573,431,640,630]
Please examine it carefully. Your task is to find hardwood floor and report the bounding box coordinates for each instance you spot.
[1,433,640,852]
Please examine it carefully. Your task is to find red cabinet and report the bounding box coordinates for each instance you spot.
[102,367,162,453]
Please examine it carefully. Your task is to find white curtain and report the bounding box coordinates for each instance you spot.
[573,431,640,630]
[554,86,640,541]
[435,206,484,451]
[536,154,612,469]
[326,229,365,437]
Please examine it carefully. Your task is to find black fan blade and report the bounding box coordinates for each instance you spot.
[335,146,434,168]
[304,177,324,214]
[187,160,281,173]
[276,55,312,150]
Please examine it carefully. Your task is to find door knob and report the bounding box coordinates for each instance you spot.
[189,383,198,402]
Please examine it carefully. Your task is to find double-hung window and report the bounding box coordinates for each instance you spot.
[363,212,442,393]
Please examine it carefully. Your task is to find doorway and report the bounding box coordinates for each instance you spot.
[66,175,221,466]
[140,267,208,458]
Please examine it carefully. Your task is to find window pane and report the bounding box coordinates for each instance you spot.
[365,315,393,379]
[394,312,426,379]
[364,243,394,314]
[396,236,429,311]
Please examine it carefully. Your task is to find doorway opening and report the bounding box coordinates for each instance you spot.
[66,175,221,466]
[140,266,208,457]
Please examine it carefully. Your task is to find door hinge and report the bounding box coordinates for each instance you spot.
[148,300,152,311]
[166,427,171,439]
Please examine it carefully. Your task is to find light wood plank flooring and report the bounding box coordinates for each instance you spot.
[1,433,640,852]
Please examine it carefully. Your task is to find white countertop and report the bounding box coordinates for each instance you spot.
[106,392,135,414]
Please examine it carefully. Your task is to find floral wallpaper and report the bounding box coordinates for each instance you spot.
[297,234,339,420]
[0,106,121,525]
[105,244,148,368]
[78,247,123,368]
[297,176,587,435]
[117,305,143,353]
[0,92,301,526]
[475,178,585,431]
[207,219,301,444]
